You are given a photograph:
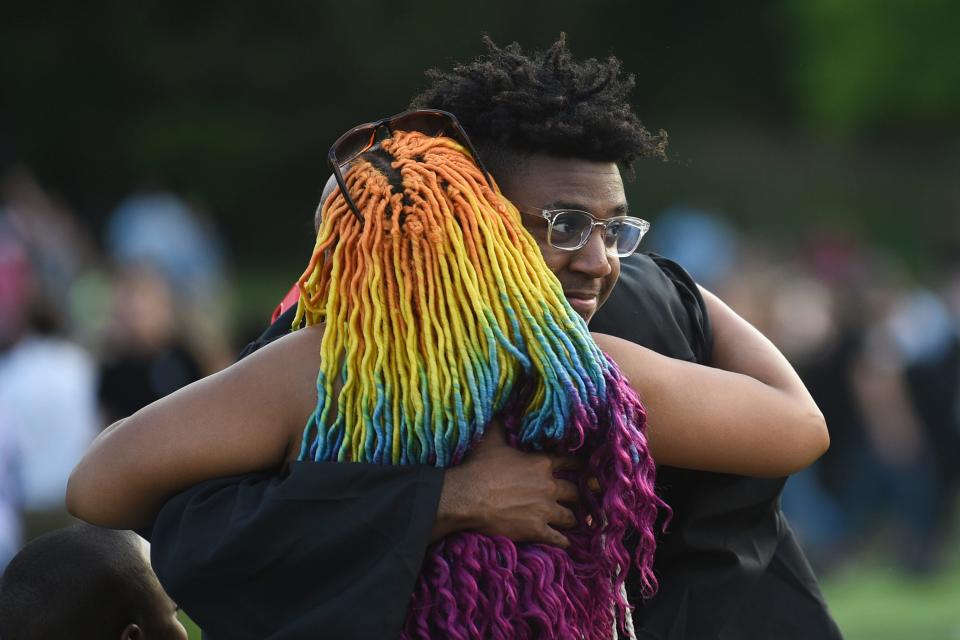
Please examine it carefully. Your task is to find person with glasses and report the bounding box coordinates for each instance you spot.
[71,37,838,640]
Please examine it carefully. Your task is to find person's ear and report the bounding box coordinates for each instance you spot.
[120,623,144,639]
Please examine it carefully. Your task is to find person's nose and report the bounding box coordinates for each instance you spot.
[569,227,612,278]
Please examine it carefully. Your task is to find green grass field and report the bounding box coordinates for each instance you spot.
[180,613,201,640]
[822,562,960,640]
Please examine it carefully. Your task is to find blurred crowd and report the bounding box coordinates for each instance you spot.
[649,206,960,577]
[1,166,958,584]
[0,165,232,570]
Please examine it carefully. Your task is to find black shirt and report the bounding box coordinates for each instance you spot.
[592,256,841,639]
[99,344,203,424]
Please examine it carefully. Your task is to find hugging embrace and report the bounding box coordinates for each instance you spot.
[68,36,841,640]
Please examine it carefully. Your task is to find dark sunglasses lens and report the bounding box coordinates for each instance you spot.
[549,211,593,249]
[391,111,452,137]
[332,126,377,167]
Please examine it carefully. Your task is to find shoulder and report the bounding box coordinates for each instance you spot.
[617,252,702,309]
[238,323,325,380]
[592,253,712,363]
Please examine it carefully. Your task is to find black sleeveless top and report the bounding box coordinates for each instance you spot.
[594,255,841,639]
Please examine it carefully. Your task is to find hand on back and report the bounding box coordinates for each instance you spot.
[432,419,582,548]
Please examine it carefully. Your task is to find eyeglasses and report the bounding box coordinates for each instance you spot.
[516,205,650,257]
[327,108,492,224]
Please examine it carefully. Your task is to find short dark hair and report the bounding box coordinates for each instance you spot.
[410,34,667,176]
[0,525,162,640]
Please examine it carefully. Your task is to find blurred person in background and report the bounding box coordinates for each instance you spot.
[0,219,27,573]
[107,177,233,373]
[97,265,203,425]
[644,205,739,292]
[0,163,112,354]
[654,220,960,577]
[753,232,960,576]
[753,243,870,572]
[917,248,960,551]
[851,260,959,573]
[0,165,96,328]
[0,216,98,542]
[0,410,20,573]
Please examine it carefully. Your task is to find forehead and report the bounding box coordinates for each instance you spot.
[497,155,627,218]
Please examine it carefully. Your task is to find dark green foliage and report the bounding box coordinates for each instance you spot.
[1,1,957,267]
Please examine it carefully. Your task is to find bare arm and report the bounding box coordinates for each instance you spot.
[67,325,321,529]
[592,286,828,477]
[68,324,582,545]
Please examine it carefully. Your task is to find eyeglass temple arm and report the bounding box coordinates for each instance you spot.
[327,152,365,225]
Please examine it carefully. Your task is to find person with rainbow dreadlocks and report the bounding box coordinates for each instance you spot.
[67,37,836,637]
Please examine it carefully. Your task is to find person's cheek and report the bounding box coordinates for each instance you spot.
[539,250,564,276]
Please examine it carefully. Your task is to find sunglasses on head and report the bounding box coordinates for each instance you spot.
[327,109,492,224]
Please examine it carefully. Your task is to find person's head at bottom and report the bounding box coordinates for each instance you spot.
[0,524,187,640]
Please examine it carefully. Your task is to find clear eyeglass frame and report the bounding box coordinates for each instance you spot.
[516,205,650,257]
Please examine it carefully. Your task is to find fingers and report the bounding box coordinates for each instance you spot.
[548,503,577,530]
[586,476,600,493]
[536,503,577,548]
[550,454,584,472]
[554,479,580,505]
[536,524,571,549]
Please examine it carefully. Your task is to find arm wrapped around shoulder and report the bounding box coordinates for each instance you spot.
[591,287,828,478]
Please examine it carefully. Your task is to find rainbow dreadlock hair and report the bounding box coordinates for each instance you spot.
[295,130,661,640]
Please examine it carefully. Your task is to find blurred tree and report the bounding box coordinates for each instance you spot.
[0,0,956,274]
[790,0,960,135]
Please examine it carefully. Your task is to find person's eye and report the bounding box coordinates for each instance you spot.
[551,212,587,235]
[605,221,624,237]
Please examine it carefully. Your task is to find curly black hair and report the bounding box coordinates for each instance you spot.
[410,34,667,176]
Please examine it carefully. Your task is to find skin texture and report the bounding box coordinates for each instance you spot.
[125,536,189,640]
